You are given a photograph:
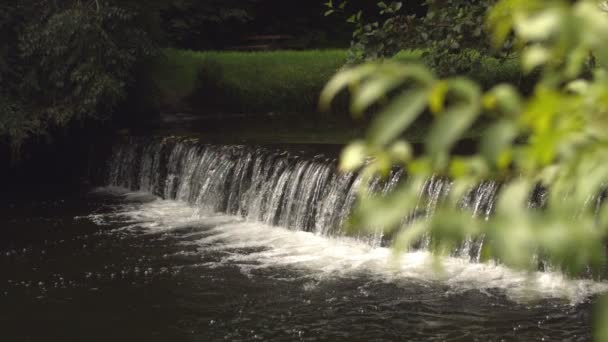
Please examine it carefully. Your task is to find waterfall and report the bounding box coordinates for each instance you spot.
[103,137,505,256]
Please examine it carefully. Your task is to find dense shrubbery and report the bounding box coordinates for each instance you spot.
[0,1,157,154]
[327,0,515,75]
[0,1,359,157]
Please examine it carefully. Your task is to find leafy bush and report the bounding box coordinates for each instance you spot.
[0,0,156,153]
[326,0,514,75]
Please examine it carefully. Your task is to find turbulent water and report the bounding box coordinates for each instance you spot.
[2,136,604,341]
[90,189,607,304]
[105,137,503,253]
[106,137,381,238]
[100,137,608,300]
[0,189,598,341]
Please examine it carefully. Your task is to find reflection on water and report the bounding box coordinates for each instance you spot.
[0,188,601,341]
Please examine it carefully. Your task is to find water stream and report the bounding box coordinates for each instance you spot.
[1,136,605,341]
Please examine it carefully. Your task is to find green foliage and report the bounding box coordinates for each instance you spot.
[323,0,608,283]
[327,0,515,75]
[0,0,157,151]
[419,0,515,74]
[324,2,608,335]
[326,1,418,61]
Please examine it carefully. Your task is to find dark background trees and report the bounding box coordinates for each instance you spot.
[0,0,360,152]
[161,0,359,50]
[0,0,431,184]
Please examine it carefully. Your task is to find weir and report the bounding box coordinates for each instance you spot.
[104,136,507,260]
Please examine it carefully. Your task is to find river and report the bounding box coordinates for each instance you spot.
[0,137,604,341]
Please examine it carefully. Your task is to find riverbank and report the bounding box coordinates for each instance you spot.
[147,48,522,117]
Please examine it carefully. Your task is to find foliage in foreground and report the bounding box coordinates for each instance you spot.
[323,0,608,329]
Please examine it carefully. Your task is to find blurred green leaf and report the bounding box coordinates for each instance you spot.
[429,81,449,114]
[349,177,425,233]
[514,7,561,41]
[340,140,367,171]
[594,296,608,342]
[484,84,522,116]
[389,140,413,164]
[522,45,550,73]
[496,179,531,215]
[351,74,404,116]
[367,88,429,147]
[480,120,518,168]
[320,64,378,112]
[426,79,481,162]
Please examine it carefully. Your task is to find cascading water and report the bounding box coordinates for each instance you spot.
[95,134,608,305]
[104,136,503,258]
[6,134,603,341]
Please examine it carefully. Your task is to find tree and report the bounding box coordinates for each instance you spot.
[326,0,513,75]
[322,0,608,338]
[0,0,157,155]
[162,0,259,49]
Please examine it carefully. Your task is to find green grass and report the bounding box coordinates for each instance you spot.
[150,48,523,117]
[144,48,524,145]
[151,48,350,114]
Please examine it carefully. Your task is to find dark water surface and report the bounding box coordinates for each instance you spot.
[0,189,598,341]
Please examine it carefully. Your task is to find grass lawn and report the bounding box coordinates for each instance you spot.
[151,49,348,114]
[150,48,522,115]
[145,48,523,145]
[150,48,427,114]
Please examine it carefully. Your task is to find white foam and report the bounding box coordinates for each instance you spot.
[90,186,159,202]
[89,188,608,304]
